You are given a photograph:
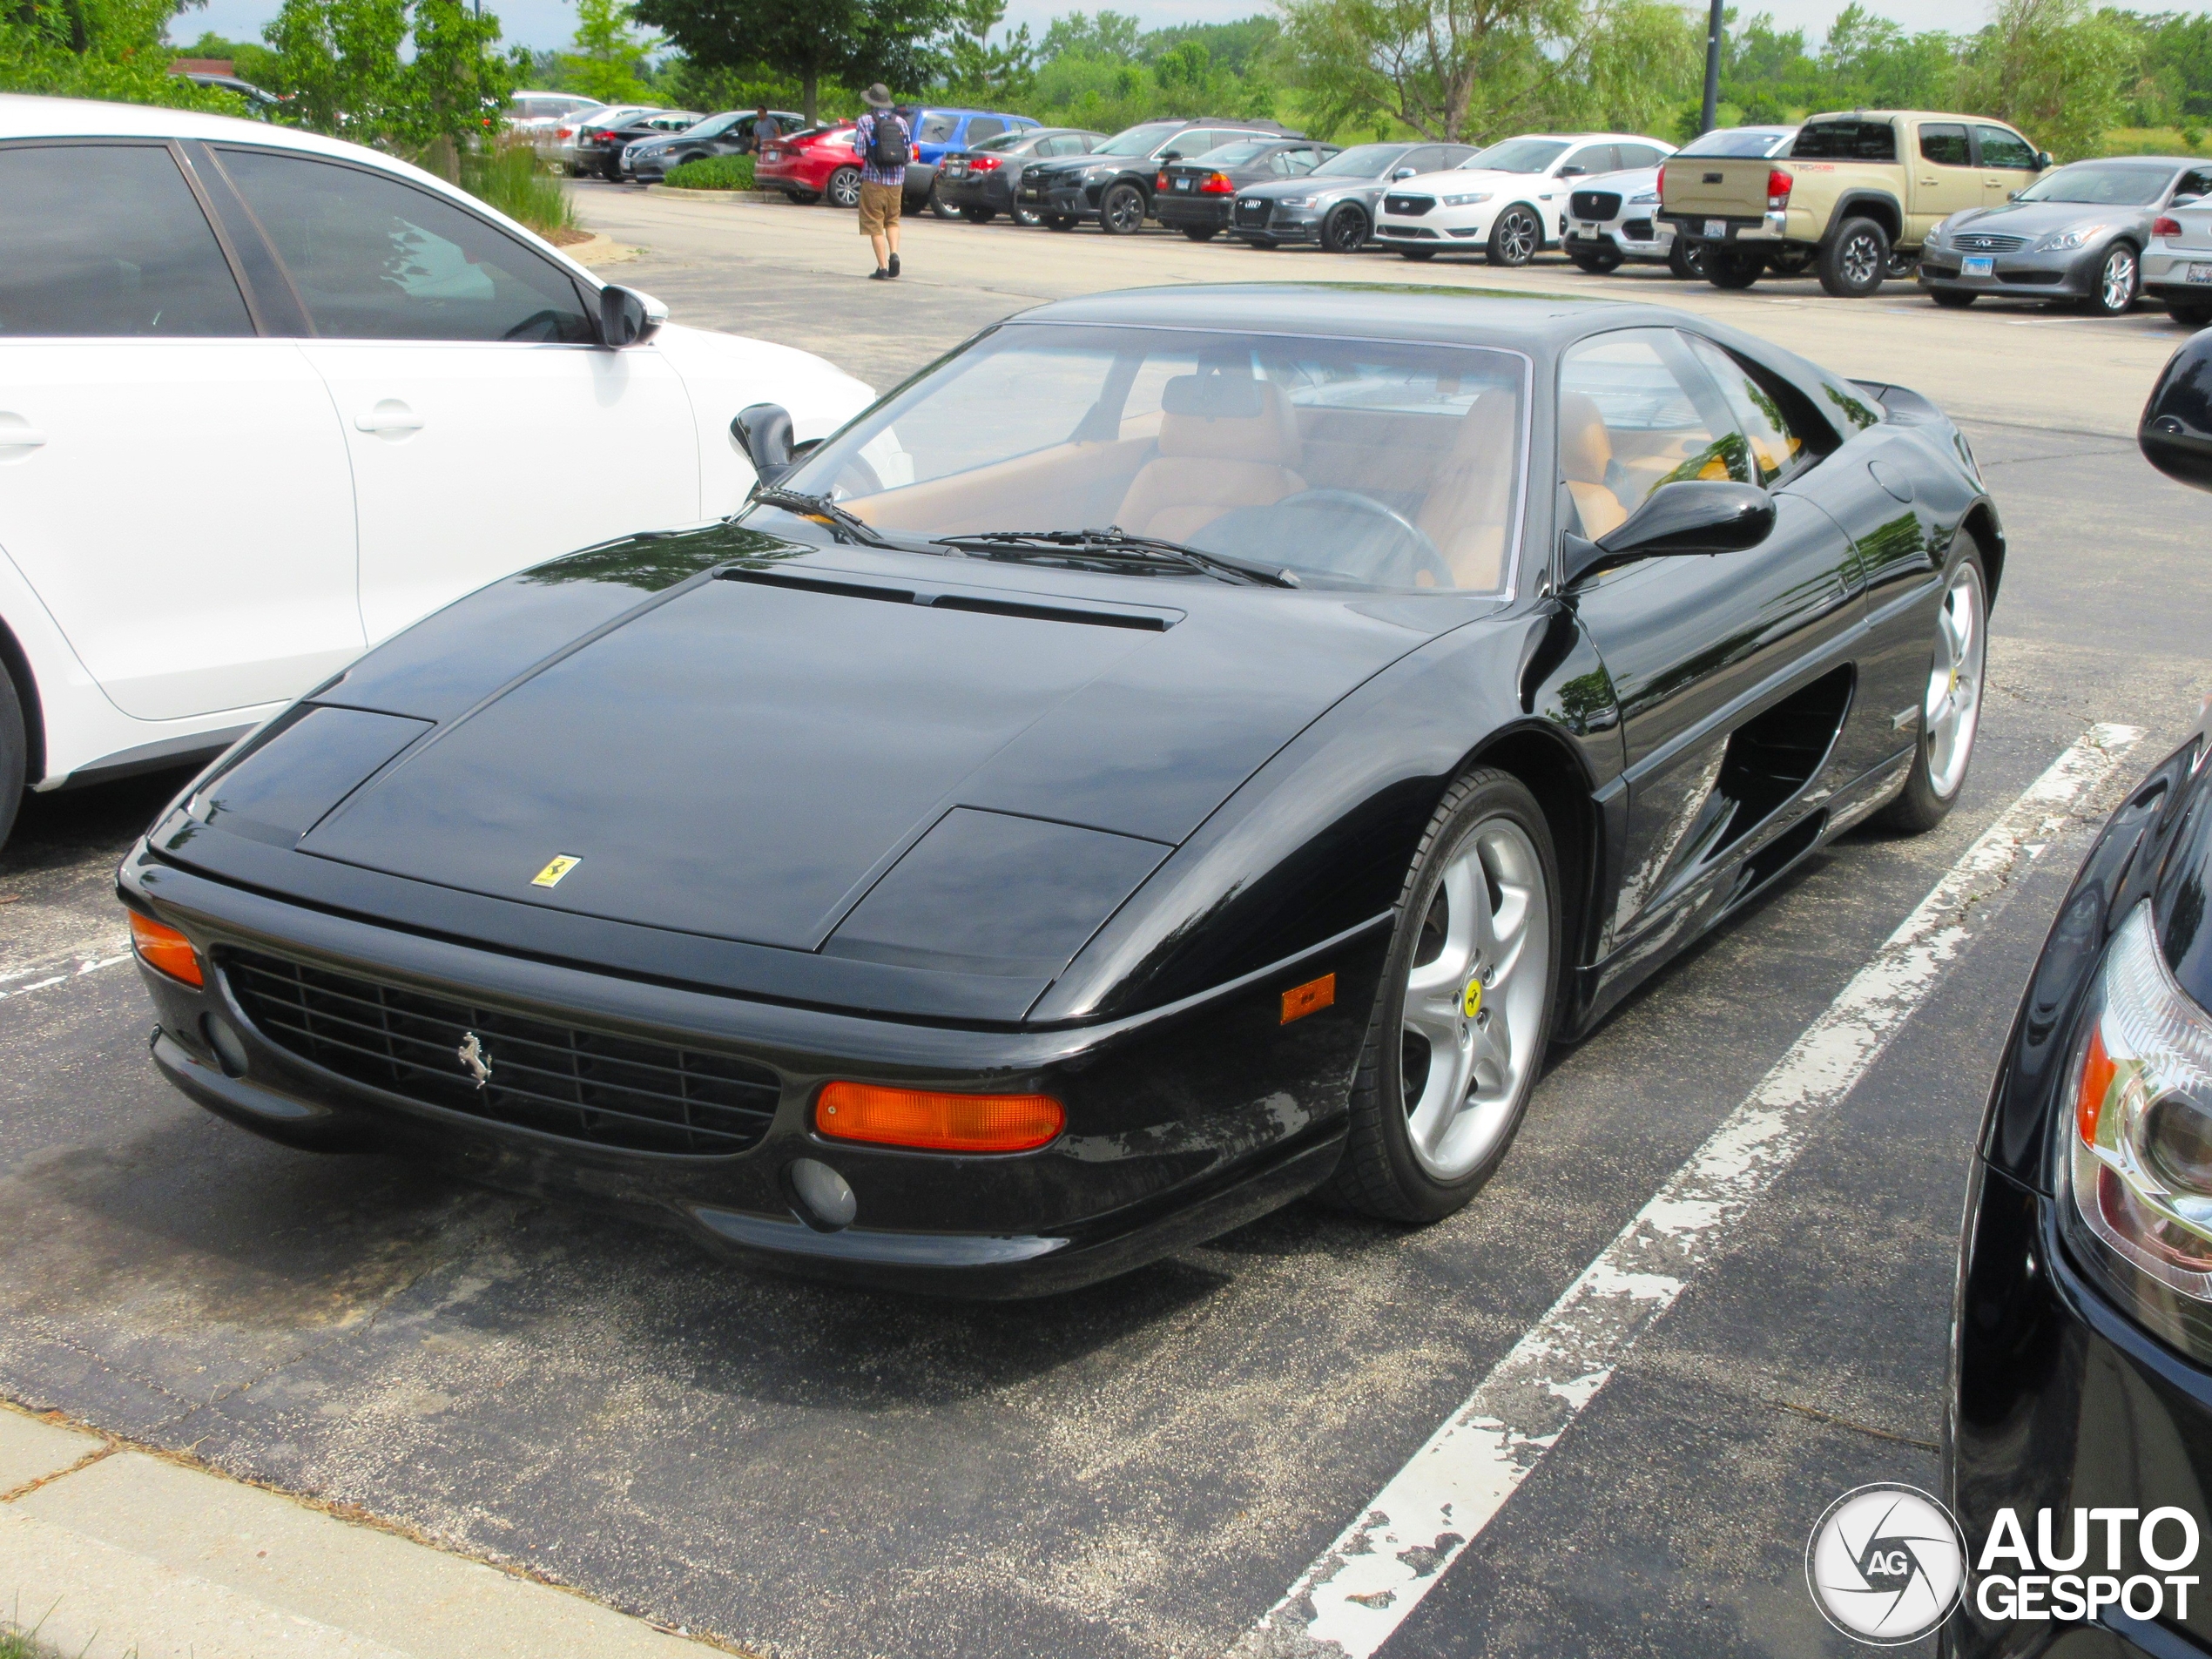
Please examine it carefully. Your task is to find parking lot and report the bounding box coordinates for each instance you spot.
[5,179,2211,1657]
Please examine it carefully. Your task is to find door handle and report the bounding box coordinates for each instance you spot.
[0,414,46,450]
[354,399,424,437]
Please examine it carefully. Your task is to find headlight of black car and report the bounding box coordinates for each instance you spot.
[2058,898,2212,1360]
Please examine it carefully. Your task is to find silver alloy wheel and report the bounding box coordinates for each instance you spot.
[1841,228,1883,287]
[1399,815,1551,1181]
[2101,244,2138,312]
[1496,207,1540,264]
[829,167,861,209]
[1923,559,1987,799]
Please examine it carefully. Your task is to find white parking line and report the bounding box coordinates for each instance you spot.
[1230,723,2145,1659]
[0,952,132,1002]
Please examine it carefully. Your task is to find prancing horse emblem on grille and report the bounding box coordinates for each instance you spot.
[456,1032,493,1089]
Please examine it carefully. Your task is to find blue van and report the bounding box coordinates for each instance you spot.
[900,107,1040,214]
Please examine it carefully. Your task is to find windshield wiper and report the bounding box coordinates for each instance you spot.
[934,528,1299,588]
[746,486,913,552]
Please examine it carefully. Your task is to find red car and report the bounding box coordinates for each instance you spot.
[757,124,864,208]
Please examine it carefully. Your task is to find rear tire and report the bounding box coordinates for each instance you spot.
[1764,245,1815,277]
[1327,768,1561,1224]
[927,185,959,219]
[1706,247,1764,289]
[1321,204,1367,253]
[2172,299,2212,327]
[1666,237,1710,280]
[1818,217,1891,297]
[826,166,861,209]
[1875,540,1989,834]
[1928,287,1976,308]
[0,664,23,854]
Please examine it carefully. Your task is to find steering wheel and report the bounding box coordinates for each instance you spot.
[1268,489,1453,587]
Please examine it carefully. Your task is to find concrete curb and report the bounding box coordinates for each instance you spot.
[644,185,788,205]
[0,1405,739,1659]
[559,231,642,266]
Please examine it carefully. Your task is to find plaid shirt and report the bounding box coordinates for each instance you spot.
[853,112,912,186]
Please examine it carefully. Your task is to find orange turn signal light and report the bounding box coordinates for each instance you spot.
[1281,972,1336,1025]
[2076,1022,2118,1146]
[815,1081,1064,1154]
[129,911,203,987]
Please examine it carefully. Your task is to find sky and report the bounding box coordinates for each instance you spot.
[178,0,2212,70]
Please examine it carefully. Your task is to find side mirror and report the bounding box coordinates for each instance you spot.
[732,402,795,485]
[1561,481,1775,585]
[598,285,665,348]
[1558,164,1587,177]
[1158,149,1181,163]
[2141,332,2212,490]
[1392,166,1418,179]
[2035,151,2054,172]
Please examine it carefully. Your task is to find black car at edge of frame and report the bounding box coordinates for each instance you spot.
[1946,331,2212,1657]
[122,286,2001,1298]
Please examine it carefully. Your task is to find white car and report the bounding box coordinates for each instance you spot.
[1561,126,1796,280]
[506,91,606,171]
[0,95,873,848]
[1374,132,1675,266]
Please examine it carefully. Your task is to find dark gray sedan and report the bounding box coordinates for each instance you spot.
[1919,155,2212,314]
[1228,140,1478,252]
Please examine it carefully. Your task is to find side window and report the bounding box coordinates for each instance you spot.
[966,117,1005,144]
[214,149,595,344]
[1051,135,1089,157]
[1683,334,1804,485]
[1975,125,2038,170]
[1919,123,1970,166]
[1397,146,1440,174]
[1557,329,1747,537]
[2178,168,2212,202]
[916,113,959,144]
[1618,144,1664,170]
[1285,147,1323,173]
[0,143,253,338]
[1560,145,1614,176]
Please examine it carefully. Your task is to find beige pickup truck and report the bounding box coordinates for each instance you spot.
[1659,111,2051,297]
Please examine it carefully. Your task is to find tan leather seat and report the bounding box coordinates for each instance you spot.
[1413,392,1519,588]
[1115,377,1306,543]
[1561,391,1629,539]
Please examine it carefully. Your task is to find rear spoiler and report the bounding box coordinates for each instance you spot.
[1849,378,1943,422]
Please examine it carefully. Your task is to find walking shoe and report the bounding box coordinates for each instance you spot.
[869,266,892,280]
[888,253,901,277]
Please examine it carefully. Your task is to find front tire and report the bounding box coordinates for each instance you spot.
[2085,241,2140,316]
[1876,542,1989,833]
[0,664,23,853]
[1486,205,1541,266]
[826,166,861,210]
[1320,203,1367,253]
[1707,247,1764,289]
[1666,237,1710,280]
[1328,769,1561,1224]
[1101,183,1146,235]
[1928,287,1976,308]
[1568,245,1622,273]
[1818,217,1891,297]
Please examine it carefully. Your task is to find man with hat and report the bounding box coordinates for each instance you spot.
[853,84,912,280]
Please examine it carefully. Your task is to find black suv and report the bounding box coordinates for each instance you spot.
[1017,117,1302,234]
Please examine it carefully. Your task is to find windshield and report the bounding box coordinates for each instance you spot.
[1463,138,1568,173]
[766,324,1528,593]
[1313,144,1406,178]
[1096,123,1181,158]
[2016,164,2175,206]
[1679,129,1790,158]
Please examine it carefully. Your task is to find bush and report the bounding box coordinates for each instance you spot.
[456,137,577,233]
[664,153,755,189]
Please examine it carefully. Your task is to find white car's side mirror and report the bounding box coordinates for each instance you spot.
[598,285,666,349]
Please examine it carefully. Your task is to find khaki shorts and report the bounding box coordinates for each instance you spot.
[858,179,902,235]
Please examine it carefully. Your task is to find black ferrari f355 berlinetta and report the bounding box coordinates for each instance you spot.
[123,286,2000,1296]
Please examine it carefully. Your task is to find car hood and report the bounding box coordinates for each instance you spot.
[1942,200,2146,237]
[1234,175,1377,200]
[1391,166,1548,195]
[1570,166,1660,197]
[232,531,1467,963]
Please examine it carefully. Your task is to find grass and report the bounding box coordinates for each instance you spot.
[664,153,755,191]
[2102,125,2212,157]
[455,138,577,239]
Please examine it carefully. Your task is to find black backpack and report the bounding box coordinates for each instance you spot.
[867,115,908,170]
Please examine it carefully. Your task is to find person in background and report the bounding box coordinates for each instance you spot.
[747,105,779,155]
[853,84,910,281]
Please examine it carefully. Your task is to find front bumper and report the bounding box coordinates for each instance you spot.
[1564,216,1669,259]
[1231,199,1319,241]
[1949,1161,2212,1656]
[1016,180,1098,219]
[1920,243,2101,300]
[1375,209,1492,247]
[123,851,1383,1298]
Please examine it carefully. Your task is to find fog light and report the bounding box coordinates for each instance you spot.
[788,1157,857,1229]
[202,1013,250,1077]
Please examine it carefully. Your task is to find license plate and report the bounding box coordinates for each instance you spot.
[1575,222,1596,234]
[2190,263,2212,284]
[1962,255,1994,278]
[1703,218,1726,239]
[762,149,780,162]
[1174,178,1190,191]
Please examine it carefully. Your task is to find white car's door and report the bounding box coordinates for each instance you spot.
[211,145,698,644]
[0,141,362,721]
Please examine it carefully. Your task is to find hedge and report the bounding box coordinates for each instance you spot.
[664,154,755,190]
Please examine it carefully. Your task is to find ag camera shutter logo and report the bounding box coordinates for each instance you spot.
[1806,1484,1967,1644]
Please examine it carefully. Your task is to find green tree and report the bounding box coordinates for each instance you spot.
[560,0,658,104]
[1039,10,1140,63]
[1954,0,2138,160]
[261,0,512,149]
[175,27,283,86]
[940,0,1034,106]
[0,0,245,107]
[633,0,955,124]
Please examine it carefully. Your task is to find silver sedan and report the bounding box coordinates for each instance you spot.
[1919,156,2212,315]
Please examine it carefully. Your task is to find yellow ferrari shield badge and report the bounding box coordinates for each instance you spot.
[1462,979,1483,1018]
[531,854,582,888]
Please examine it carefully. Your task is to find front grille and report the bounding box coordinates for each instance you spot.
[1997,267,2061,284]
[226,951,782,1157]
[1235,197,1271,227]
[1954,233,2027,253]
[1383,193,1433,217]
[1379,225,1438,239]
[1570,190,1621,219]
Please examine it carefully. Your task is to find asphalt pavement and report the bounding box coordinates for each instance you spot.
[3,182,2209,1659]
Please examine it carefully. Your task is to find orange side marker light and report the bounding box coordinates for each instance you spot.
[1281,972,1336,1025]
[129,911,204,987]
